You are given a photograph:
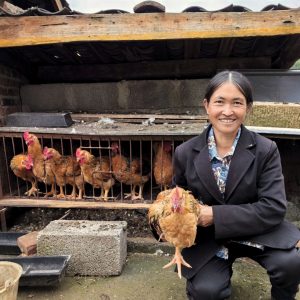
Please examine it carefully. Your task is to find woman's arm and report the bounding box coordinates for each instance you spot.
[212,141,287,239]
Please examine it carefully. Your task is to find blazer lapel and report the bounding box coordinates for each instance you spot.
[224,126,255,202]
[193,128,224,204]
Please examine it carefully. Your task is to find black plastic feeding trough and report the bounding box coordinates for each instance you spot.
[0,255,70,286]
[0,232,27,255]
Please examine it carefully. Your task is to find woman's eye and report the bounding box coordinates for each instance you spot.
[234,101,243,106]
[215,100,223,104]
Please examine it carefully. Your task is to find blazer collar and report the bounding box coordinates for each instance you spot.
[193,124,256,204]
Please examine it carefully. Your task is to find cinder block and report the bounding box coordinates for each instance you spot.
[37,220,127,276]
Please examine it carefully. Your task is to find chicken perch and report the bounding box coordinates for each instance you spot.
[148,187,201,278]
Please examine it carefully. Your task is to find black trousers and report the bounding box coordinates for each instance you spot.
[186,242,300,300]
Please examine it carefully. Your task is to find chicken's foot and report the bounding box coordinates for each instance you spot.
[43,184,56,197]
[163,247,192,279]
[66,185,77,199]
[124,184,144,200]
[24,183,39,197]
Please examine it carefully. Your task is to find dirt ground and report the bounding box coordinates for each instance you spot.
[9,208,152,238]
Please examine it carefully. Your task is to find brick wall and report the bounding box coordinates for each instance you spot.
[0,64,28,125]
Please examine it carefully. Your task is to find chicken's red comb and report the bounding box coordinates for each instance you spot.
[23,131,30,140]
[76,148,82,157]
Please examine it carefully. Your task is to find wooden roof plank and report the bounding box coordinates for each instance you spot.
[0,10,299,47]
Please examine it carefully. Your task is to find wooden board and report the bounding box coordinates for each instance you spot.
[0,10,299,47]
[0,199,151,209]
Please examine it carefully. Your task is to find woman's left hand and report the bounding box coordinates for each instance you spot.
[197,204,214,227]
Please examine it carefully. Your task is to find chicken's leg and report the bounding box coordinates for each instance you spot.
[66,185,77,199]
[163,247,192,279]
[44,184,56,197]
[24,180,38,196]
[77,188,83,200]
[124,185,138,199]
[131,184,144,200]
[56,186,66,199]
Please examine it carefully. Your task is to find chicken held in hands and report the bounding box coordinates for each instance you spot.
[43,147,84,199]
[153,141,173,191]
[10,153,38,196]
[148,186,200,278]
[76,148,115,201]
[110,142,150,200]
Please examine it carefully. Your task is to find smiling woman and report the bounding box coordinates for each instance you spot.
[203,71,252,157]
[172,71,300,300]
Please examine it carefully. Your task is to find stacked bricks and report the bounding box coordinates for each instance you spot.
[0,64,28,125]
[37,220,127,276]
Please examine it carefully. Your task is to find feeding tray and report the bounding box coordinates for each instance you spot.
[0,255,70,286]
[5,112,74,127]
[0,232,27,255]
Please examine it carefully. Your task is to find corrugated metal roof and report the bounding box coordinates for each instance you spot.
[0,1,297,16]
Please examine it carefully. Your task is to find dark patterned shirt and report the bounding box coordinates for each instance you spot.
[207,127,264,259]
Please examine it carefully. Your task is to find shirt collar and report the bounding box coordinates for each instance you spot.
[208,127,241,161]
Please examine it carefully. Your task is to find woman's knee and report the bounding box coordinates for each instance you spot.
[187,279,230,300]
[268,248,300,287]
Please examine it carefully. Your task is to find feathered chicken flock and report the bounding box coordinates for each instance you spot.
[10,132,174,201]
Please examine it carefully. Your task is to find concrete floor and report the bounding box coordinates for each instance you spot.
[16,252,300,300]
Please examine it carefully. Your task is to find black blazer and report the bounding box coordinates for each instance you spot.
[173,124,300,279]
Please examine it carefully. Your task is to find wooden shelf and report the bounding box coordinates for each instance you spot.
[0,199,150,209]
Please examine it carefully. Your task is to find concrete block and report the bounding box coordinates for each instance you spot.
[37,220,127,276]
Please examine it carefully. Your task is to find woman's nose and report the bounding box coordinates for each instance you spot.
[222,104,233,115]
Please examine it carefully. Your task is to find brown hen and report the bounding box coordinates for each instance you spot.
[148,186,200,278]
[10,153,38,196]
[76,148,114,201]
[111,142,150,200]
[153,141,173,191]
[43,147,84,199]
[23,131,56,196]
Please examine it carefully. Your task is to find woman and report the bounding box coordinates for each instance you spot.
[173,71,300,300]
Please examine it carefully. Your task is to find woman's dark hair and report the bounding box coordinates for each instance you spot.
[204,71,253,106]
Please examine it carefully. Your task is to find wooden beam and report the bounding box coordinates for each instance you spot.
[0,199,151,209]
[0,10,299,47]
[52,0,63,11]
[38,57,271,82]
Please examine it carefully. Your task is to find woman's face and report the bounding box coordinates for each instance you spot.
[204,82,249,137]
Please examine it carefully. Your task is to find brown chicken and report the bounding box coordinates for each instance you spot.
[110,142,150,200]
[43,147,84,199]
[76,148,115,201]
[23,131,56,196]
[148,186,201,278]
[153,141,173,190]
[10,153,38,196]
